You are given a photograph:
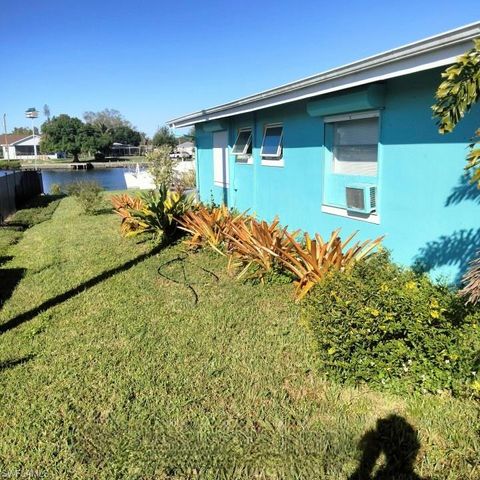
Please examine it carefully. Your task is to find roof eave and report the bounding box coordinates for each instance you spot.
[167,21,480,129]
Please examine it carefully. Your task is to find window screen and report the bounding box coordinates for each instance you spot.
[332,117,378,176]
[261,125,283,157]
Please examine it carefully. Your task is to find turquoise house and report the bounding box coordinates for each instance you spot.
[168,23,480,282]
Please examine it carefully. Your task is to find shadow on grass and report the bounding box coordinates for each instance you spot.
[349,415,426,480]
[18,194,63,210]
[93,207,115,216]
[0,259,26,310]
[0,256,13,267]
[0,354,35,372]
[0,245,162,335]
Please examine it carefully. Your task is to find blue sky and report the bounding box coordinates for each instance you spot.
[1,1,478,137]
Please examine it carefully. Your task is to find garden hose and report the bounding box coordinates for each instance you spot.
[157,253,219,305]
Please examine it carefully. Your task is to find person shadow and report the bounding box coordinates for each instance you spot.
[349,415,427,480]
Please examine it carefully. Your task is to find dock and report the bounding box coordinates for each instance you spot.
[70,162,93,170]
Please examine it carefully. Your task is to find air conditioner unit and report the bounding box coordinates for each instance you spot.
[345,184,377,214]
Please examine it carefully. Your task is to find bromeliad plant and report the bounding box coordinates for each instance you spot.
[278,229,384,301]
[225,217,299,281]
[177,204,246,255]
[178,204,384,300]
[111,185,194,242]
[111,193,145,236]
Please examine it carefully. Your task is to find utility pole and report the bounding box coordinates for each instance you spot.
[3,113,10,161]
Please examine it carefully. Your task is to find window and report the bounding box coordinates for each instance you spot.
[15,145,36,156]
[232,128,252,163]
[261,125,283,158]
[232,128,252,155]
[331,117,379,177]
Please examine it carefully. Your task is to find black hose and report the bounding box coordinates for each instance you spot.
[157,253,219,306]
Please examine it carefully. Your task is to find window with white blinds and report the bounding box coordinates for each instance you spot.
[332,117,379,177]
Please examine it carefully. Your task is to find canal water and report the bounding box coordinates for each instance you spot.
[41,168,129,193]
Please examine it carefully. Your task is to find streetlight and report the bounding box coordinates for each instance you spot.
[25,107,39,170]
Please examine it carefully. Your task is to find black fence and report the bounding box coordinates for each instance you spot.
[0,171,43,223]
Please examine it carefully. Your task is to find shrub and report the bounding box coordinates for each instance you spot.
[0,161,21,170]
[145,145,178,188]
[49,183,63,195]
[66,181,104,215]
[303,252,480,396]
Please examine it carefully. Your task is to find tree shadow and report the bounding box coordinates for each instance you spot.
[349,415,427,480]
[0,245,162,335]
[21,194,62,209]
[0,354,35,373]
[414,228,480,283]
[445,173,480,207]
[93,207,115,216]
[0,256,13,267]
[0,222,27,232]
[0,262,26,311]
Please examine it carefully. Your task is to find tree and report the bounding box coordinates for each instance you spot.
[432,39,480,305]
[177,126,195,144]
[11,126,39,135]
[432,38,480,185]
[79,123,112,158]
[40,114,85,162]
[43,104,51,122]
[83,109,132,133]
[152,126,177,148]
[110,125,142,146]
[145,145,178,187]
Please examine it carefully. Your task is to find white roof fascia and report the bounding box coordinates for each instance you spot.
[167,22,480,128]
[12,135,39,146]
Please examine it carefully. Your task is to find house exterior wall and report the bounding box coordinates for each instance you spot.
[1,137,58,160]
[195,69,480,282]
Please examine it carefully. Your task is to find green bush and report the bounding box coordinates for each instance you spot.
[49,183,63,195]
[303,252,480,396]
[0,160,21,170]
[66,181,104,215]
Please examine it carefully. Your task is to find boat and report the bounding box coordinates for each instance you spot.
[124,160,195,190]
[124,164,156,190]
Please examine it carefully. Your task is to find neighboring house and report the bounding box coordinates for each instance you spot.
[110,142,140,156]
[1,134,59,160]
[168,23,480,282]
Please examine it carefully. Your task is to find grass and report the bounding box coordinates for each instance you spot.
[0,195,479,479]
[0,195,63,258]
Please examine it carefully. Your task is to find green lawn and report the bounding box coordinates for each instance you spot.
[0,195,478,479]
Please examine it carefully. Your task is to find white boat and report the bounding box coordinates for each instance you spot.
[124,161,196,190]
[124,164,156,190]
